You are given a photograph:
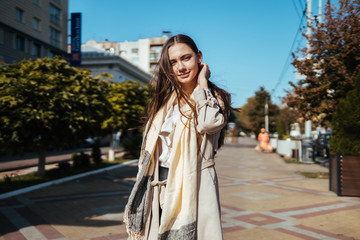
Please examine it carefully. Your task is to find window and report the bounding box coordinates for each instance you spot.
[131,48,139,54]
[150,53,159,60]
[151,46,162,52]
[32,43,41,57]
[49,51,57,58]
[16,35,25,51]
[53,0,61,3]
[33,0,40,5]
[50,5,60,26]
[49,27,60,48]
[33,17,40,30]
[16,8,24,23]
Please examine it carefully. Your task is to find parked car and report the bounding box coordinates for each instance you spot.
[314,132,331,158]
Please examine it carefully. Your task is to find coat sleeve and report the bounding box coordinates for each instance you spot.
[193,88,227,135]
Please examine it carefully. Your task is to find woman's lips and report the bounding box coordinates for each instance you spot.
[179,72,190,78]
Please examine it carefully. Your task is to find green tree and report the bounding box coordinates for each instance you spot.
[102,80,149,157]
[276,105,297,138]
[236,97,256,133]
[285,0,360,122]
[330,76,360,155]
[0,57,111,176]
[237,87,279,135]
[102,80,149,132]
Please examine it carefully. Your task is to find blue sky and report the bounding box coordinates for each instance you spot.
[69,0,320,107]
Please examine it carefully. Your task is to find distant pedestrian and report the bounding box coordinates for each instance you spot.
[258,128,273,152]
[124,34,232,239]
[115,131,122,147]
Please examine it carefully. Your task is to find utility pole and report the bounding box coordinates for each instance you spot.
[302,0,314,163]
[318,0,322,23]
[306,0,312,59]
[265,97,269,132]
[304,0,313,139]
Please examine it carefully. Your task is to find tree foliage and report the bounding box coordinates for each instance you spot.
[102,80,149,133]
[237,87,279,135]
[101,80,149,158]
[276,105,297,138]
[0,57,111,175]
[285,0,360,122]
[330,75,360,155]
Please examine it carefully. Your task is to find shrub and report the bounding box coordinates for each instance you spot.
[4,175,12,183]
[58,161,71,171]
[123,130,142,159]
[276,121,286,139]
[72,151,91,168]
[91,139,102,165]
[330,76,360,155]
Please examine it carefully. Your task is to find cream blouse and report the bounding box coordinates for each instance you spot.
[158,88,215,168]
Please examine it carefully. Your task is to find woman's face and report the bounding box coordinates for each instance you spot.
[168,43,202,87]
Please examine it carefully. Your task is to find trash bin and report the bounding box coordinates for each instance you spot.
[301,139,314,163]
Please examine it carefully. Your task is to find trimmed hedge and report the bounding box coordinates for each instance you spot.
[330,77,360,155]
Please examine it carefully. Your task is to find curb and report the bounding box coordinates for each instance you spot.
[0,159,138,200]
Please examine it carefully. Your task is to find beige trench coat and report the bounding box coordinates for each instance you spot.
[142,88,226,240]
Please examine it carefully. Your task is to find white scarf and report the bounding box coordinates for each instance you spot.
[124,87,200,239]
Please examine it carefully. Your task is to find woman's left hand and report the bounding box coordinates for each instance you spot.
[198,63,210,88]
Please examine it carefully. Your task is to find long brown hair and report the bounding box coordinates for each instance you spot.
[145,34,232,148]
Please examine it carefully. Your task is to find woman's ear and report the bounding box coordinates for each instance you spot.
[197,50,203,63]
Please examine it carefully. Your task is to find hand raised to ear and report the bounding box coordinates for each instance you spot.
[198,63,210,88]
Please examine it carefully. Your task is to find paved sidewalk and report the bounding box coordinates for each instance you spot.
[0,137,359,240]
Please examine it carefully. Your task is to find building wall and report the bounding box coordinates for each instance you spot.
[86,65,138,83]
[0,0,68,63]
[80,52,151,84]
[138,39,150,74]
[82,36,168,75]
[118,40,143,70]
[149,37,165,73]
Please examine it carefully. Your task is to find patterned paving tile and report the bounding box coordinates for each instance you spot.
[235,213,285,226]
[1,139,360,240]
[296,224,357,240]
[87,233,128,240]
[233,191,281,200]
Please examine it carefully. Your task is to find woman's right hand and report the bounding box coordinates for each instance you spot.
[198,63,210,89]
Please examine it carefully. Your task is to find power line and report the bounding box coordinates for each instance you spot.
[271,5,307,99]
[292,0,302,19]
[298,0,306,10]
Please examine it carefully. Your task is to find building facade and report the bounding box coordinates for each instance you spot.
[0,0,68,64]
[80,47,151,84]
[82,35,169,75]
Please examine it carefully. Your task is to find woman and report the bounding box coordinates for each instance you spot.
[124,34,232,240]
[258,128,273,152]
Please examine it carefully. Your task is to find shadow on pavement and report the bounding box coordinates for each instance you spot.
[0,164,138,236]
[224,142,257,149]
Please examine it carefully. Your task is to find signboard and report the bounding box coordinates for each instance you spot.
[70,13,81,66]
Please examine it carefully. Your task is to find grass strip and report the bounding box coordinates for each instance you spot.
[298,171,329,179]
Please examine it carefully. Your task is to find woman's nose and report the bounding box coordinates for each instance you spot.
[177,61,186,70]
